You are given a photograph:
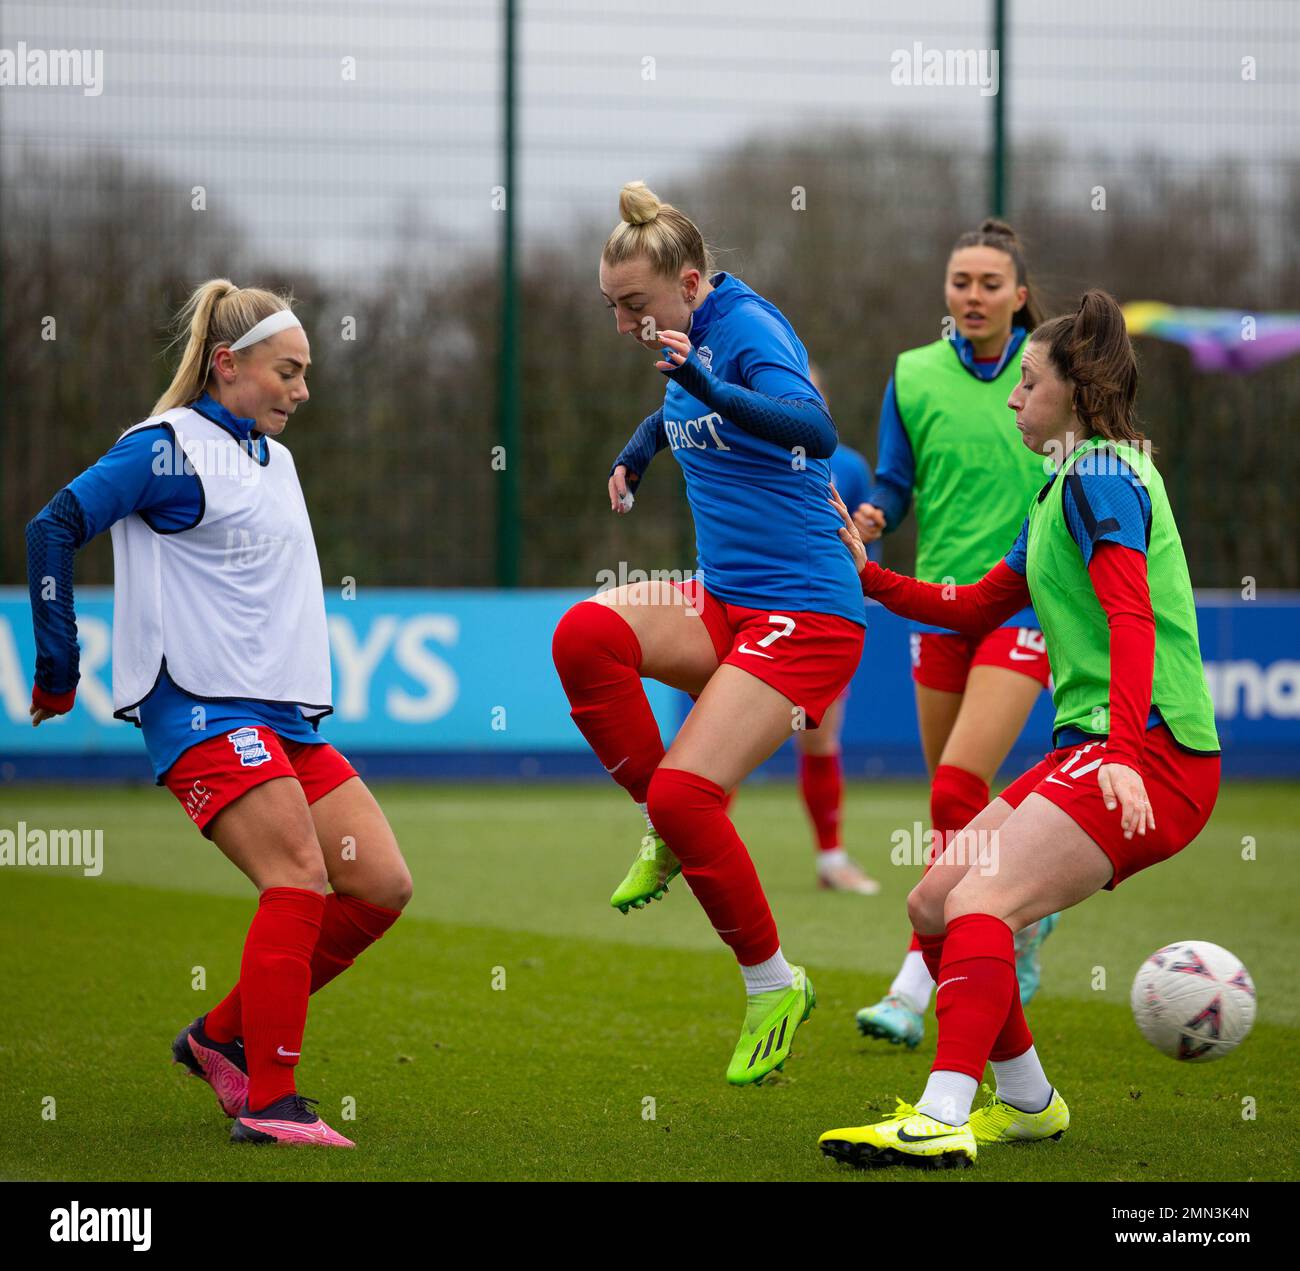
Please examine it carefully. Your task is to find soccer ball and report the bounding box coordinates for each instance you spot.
[1130,941,1256,1062]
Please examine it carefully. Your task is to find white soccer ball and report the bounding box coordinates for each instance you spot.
[1130,941,1256,1062]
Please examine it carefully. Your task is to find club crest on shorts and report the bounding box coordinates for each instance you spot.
[227,726,272,767]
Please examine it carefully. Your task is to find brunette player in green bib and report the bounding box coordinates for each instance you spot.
[854,221,1059,1048]
[819,290,1221,1169]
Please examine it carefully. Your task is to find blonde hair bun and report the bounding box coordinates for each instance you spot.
[619,180,661,227]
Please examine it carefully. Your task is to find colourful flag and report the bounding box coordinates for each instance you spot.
[1122,302,1300,373]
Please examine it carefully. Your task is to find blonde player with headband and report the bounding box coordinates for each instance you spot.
[25,280,411,1147]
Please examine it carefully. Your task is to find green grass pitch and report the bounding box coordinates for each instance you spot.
[0,779,1294,1182]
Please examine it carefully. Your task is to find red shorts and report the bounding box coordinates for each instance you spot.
[162,726,358,836]
[911,625,1052,693]
[671,579,865,729]
[998,722,1221,889]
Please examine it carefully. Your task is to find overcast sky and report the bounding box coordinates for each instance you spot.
[3,0,1297,278]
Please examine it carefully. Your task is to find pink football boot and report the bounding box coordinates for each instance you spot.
[172,1016,249,1118]
[231,1094,355,1147]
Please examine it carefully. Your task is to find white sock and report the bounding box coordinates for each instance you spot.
[991,1045,1052,1112]
[636,801,654,834]
[915,1070,978,1126]
[816,848,848,873]
[742,947,794,994]
[890,950,934,1013]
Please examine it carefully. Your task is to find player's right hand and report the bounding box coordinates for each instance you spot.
[30,685,74,726]
[830,485,867,574]
[609,465,638,513]
[854,502,886,542]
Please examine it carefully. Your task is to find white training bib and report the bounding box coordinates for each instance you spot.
[109,406,332,723]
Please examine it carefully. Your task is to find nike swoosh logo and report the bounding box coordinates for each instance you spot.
[736,642,775,660]
[603,757,629,774]
[1043,775,1073,788]
[897,1127,962,1143]
[276,1046,301,1057]
[1008,649,1038,660]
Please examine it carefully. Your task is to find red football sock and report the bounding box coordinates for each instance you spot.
[930,764,990,857]
[237,886,325,1111]
[898,766,986,959]
[932,912,1017,1081]
[204,892,401,1044]
[799,752,843,853]
[990,984,1035,1061]
[917,930,945,984]
[646,767,779,965]
[552,602,666,804]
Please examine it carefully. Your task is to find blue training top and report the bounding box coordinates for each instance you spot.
[612,273,865,626]
[828,444,882,566]
[25,393,325,781]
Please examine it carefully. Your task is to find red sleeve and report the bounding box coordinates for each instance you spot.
[1088,541,1155,771]
[858,558,1031,638]
[31,684,76,715]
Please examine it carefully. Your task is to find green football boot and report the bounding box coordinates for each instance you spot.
[726,965,816,1086]
[969,1083,1070,1144]
[610,826,681,913]
[820,1098,977,1170]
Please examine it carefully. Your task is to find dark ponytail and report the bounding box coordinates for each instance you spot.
[1031,289,1144,446]
[950,218,1042,330]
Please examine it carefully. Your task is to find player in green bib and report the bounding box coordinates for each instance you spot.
[854,221,1061,1051]
[819,290,1221,1170]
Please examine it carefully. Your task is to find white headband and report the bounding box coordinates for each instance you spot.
[228,309,303,352]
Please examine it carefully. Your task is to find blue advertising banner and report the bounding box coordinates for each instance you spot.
[0,588,1296,780]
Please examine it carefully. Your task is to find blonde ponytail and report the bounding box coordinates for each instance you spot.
[152,279,295,415]
[602,180,714,279]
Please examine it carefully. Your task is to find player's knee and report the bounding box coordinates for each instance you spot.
[907,882,942,933]
[551,601,638,687]
[268,832,329,892]
[376,864,414,911]
[941,884,985,928]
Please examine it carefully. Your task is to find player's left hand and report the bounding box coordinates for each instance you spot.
[829,484,868,573]
[1098,762,1155,839]
[655,329,692,373]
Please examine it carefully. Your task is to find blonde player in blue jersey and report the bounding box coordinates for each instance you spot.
[552,182,866,1084]
[26,280,411,1147]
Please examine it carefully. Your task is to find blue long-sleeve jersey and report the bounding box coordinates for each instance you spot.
[829,444,882,565]
[612,273,865,626]
[26,393,324,780]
